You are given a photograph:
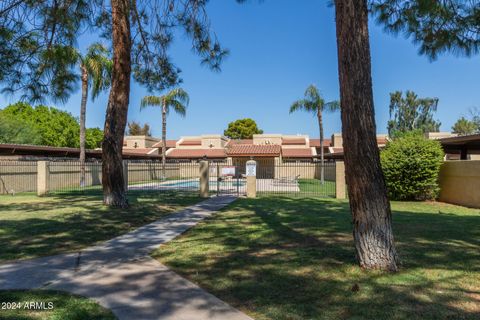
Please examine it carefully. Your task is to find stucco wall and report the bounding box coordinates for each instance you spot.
[439,160,480,208]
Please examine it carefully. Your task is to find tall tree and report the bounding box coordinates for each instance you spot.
[0,1,229,207]
[127,121,151,136]
[334,0,399,271]
[78,43,112,187]
[387,90,441,137]
[141,88,189,179]
[100,0,228,207]
[452,117,479,136]
[101,0,131,207]
[224,118,263,139]
[290,85,339,184]
[332,0,480,270]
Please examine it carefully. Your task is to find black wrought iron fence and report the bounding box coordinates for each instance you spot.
[48,160,102,193]
[0,159,338,197]
[127,160,199,192]
[256,161,336,198]
[0,160,38,194]
[209,163,245,196]
[0,159,203,195]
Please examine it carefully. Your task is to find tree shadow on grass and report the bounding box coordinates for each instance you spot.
[0,191,202,262]
[155,196,480,320]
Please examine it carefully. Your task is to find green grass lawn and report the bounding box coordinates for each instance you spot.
[257,179,336,198]
[298,179,335,196]
[0,290,115,320]
[153,197,480,320]
[0,190,202,262]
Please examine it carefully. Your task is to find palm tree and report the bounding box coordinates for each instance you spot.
[290,85,339,184]
[78,43,112,187]
[141,88,189,179]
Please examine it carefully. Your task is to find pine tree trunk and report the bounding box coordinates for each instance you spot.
[318,110,325,185]
[102,0,131,208]
[162,98,167,180]
[79,65,88,188]
[334,0,399,271]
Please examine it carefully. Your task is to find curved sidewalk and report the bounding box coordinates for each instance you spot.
[0,195,253,320]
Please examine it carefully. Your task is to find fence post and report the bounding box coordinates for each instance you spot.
[123,160,129,191]
[335,161,346,199]
[199,160,209,198]
[246,160,257,198]
[37,161,50,196]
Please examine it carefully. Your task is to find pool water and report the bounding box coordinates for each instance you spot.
[162,180,245,188]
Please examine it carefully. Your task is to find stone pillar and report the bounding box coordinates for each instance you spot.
[335,161,346,199]
[199,160,209,198]
[123,160,129,191]
[246,160,257,198]
[37,161,50,196]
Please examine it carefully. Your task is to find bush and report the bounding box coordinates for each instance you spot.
[381,132,444,200]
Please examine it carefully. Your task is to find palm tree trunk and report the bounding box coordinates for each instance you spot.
[79,65,88,187]
[318,109,325,185]
[334,0,399,271]
[161,98,167,180]
[102,0,131,208]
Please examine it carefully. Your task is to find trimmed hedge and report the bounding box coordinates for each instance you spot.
[381,133,444,200]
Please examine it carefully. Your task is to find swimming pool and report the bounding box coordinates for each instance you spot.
[162,180,245,188]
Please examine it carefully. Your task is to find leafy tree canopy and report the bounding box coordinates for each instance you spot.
[0,112,40,144]
[0,102,100,148]
[387,90,441,137]
[85,127,104,149]
[452,117,479,136]
[224,118,263,139]
[127,121,152,136]
[0,0,229,102]
[371,1,480,60]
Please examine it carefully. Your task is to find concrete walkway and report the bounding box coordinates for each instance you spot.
[0,196,253,320]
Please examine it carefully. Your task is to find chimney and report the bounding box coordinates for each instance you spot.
[331,133,343,147]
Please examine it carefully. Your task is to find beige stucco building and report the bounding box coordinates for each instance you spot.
[122,133,389,165]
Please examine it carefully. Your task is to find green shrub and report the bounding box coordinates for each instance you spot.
[381,132,444,200]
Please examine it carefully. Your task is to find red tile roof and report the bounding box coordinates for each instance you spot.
[282,138,306,145]
[123,148,158,155]
[227,144,281,156]
[310,139,332,147]
[310,137,387,147]
[0,143,163,159]
[376,137,388,145]
[152,140,177,148]
[282,148,312,158]
[179,139,202,146]
[167,148,227,159]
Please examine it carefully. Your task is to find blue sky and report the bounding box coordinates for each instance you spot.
[1,0,479,139]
